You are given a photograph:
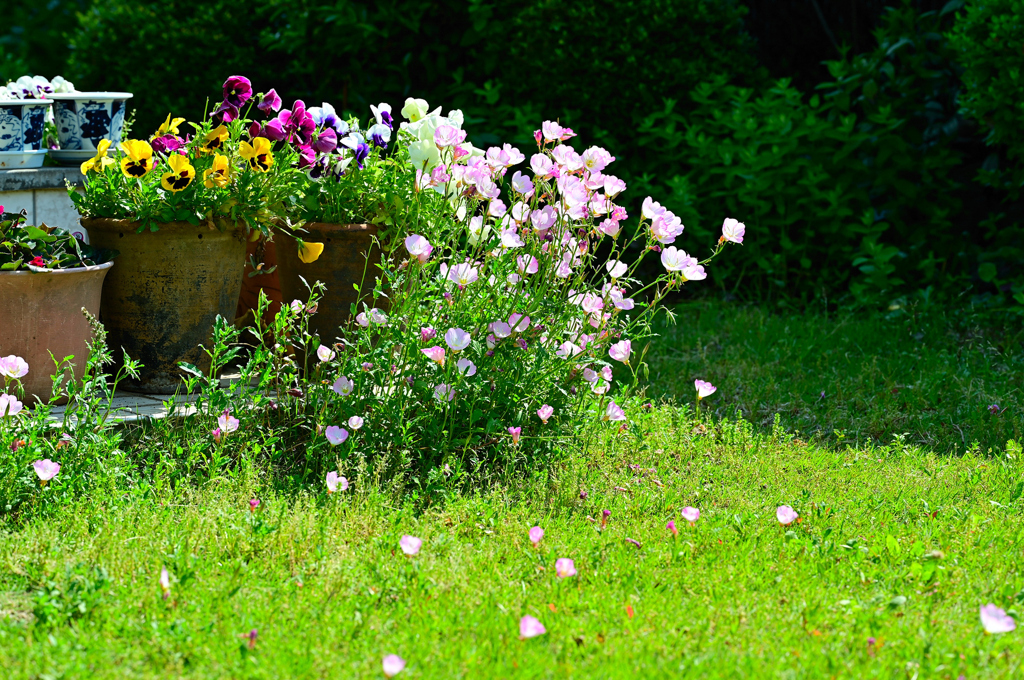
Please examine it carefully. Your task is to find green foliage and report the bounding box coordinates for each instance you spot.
[0,209,117,271]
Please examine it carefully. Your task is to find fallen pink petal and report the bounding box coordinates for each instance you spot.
[529,526,544,544]
[383,654,407,677]
[980,604,1016,634]
[519,615,546,639]
[776,505,799,526]
[400,535,422,555]
[555,558,577,578]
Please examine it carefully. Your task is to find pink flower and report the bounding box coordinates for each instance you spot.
[404,234,434,262]
[509,426,522,445]
[516,254,539,275]
[980,604,1016,634]
[422,346,446,365]
[511,171,534,195]
[0,393,23,417]
[249,498,260,512]
[694,379,716,400]
[529,526,543,543]
[491,321,512,339]
[555,558,577,578]
[508,313,530,333]
[776,505,799,525]
[603,175,626,198]
[383,654,407,677]
[519,615,546,639]
[609,340,631,364]
[434,124,467,148]
[211,427,223,444]
[537,404,554,423]
[605,400,626,422]
[642,197,667,220]
[444,328,471,351]
[651,211,684,244]
[580,293,604,314]
[598,219,621,238]
[420,326,436,342]
[433,383,455,402]
[326,471,349,492]
[609,288,634,310]
[681,507,700,523]
[159,567,171,598]
[400,535,422,555]
[356,312,370,327]
[541,121,564,141]
[582,146,614,173]
[332,376,355,396]
[33,458,60,483]
[447,262,479,286]
[531,153,554,177]
[721,218,745,244]
[217,410,239,434]
[606,260,628,279]
[456,358,477,377]
[667,520,678,536]
[0,355,29,379]
[531,205,556,232]
[348,415,364,430]
[316,345,335,362]
[325,426,349,446]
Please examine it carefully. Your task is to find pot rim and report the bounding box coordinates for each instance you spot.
[0,260,114,276]
[49,92,133,101]
[0,100,53,107]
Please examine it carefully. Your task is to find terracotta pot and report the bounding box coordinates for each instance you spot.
[235,237,282,326]
[82,218,246,393]
[0,262,113,404]
[276,223,382,343]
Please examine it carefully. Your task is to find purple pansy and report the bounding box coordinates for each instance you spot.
[222,76,253,109]
[257,88,282,115]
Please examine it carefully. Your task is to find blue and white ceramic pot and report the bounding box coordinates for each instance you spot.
[48,92,133,166]
[0,100,53,169]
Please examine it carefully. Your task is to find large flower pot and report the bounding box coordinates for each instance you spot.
[48,92,132,166]
[0,262,113,404]
[235,237,282,327]
[82,218,246,393]
[276,223,382,343]
[0,100,52,168]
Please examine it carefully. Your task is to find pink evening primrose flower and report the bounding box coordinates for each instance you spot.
[316,345,335,362]
[509,426,522,445]
[326,471,349,493]
[420,326,437,342]
[447,262,479,286]
[606,260,628,279]
[33,458,60,483]
[511,171,534,196]
[356,312,370,327]
[404,234,434,262]
[348,415,364,430]
[605,400,626,422]
[434,124,467,148]
[0,355,29,379]
[519,615,547,639]
[681,507,700,523]
[422,346,446,365]
[516,254,539,275]
[555,558,577,578]
[980,604,1016,634]
[508,313,530,333]
[159,567,171,598]
[491,321,512,339]
[399,535,422,555]
[217,410,240,434]
[694,379,716,400]
[667,520,678,536]
[325,426,349,446]
[776,505,799,526]
[332,376,355,396]
[434,383,455,402]
[444,328,472,351]
[456,357,477,377]
[541,121,564,141]
[0,393,23,417]
[383,654,407,677]
[609,340,631,364]
[529,526,544,544]
[720,218,745,244]
[599,219,621,238]
[537,404,554,423]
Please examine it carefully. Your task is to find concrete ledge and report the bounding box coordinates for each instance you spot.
[0,167,85,192]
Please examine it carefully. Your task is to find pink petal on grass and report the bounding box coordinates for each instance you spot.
[400,535,422,555]
[555,558,577,578]
[32,459,60,482]
[519,615,546,638]
[383,654,407,677]
[681,506,700,523]
[981,604,1016,634]
[529,526,544,544]
[776,505,798,525]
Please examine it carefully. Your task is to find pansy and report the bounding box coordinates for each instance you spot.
[160,154,195,192]
[154,113,186,138]
[119,140,154,177]
[980,604,1016,634]
[776,505,799,525]
[0,355,29,379]
[400,535,422,555]
[371,102,393,129]
[210,100,239,125]
[222,75,252,109]
[721,218,745,244]
[257,88,282,115]
[201,125,229,153]
[203,154,232,188]
[609,340,631,364]
[555,558,577,578]
[519,615,547,639]
[382,654,406,677]
[239,137,274,172]
[325,426,349,446]
[694,379,716,399]
[368,123,391,149]
[537,404,554,423]
[332,376,354,396]
[33,458,60,483]
[0,393,23,417]
[80,139,115,174]
[456,358,477,377]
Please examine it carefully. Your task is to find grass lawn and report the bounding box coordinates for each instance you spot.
[1,302,1022,678]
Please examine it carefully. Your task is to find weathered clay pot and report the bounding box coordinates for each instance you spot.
[82,218,246,393]
[275,223,382,343]
[0,262,113,404]
[235,237,282,326]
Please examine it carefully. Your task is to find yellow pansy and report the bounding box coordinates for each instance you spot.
[297,241,324,263]
[201,125,229,154]
[239,137,274,172]
[203,154,232,188]
[160,154,196,192]
[153,113,186,138]
[120,139,154,178]
[80,139,115,174]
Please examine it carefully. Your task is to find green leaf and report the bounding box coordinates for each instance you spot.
[886,534,900,557]
[978,262,998,282]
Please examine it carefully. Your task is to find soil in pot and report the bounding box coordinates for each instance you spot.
[0,262,113,404]
[82,218,246,393]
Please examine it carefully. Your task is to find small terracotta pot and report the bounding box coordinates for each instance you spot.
[235,237,282,326]
[276,223,382,343]
[0,262,113,404]
[82,218,246,393]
